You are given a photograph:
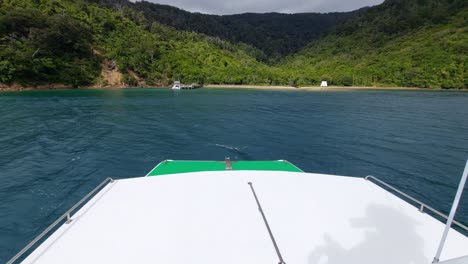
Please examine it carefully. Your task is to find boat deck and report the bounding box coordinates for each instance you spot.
[147,160,303,176]
[19,170,468,264]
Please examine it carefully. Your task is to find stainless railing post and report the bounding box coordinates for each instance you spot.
[225,157,232,170]
[433,159,468,263]
[66,213,72,224]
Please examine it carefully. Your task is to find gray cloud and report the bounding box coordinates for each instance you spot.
[135,0,384,15]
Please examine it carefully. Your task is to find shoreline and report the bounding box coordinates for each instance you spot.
[204,85,467,92]
[1,83,467,92]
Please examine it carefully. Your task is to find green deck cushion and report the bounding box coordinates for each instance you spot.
[147,160,303,176]
[231,161,302,172]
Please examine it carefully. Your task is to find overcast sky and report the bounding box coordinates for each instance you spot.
[135,0,384,15]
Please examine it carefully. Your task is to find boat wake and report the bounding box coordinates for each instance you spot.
[213,144,252,160]
[214,144,245,151]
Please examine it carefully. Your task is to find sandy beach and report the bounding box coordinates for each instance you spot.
[203,84,462,91]
[1,83,466,92]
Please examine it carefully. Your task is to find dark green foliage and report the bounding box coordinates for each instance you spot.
[339,76,353,86]
[122,73,138,86]
[0,0,278,87]
[0,4,100,85]
[33,15,92,56]
[89,0,364,60]
[280,1,467,88]
[336,0,467,36]
[128,1,363,61]
[0,0,466,88]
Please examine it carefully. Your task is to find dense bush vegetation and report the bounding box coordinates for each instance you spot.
[0,5,100,86]
[0,0,466,88]
[280,1,467,88]
[0,0,288,86]
[123,1,362,61]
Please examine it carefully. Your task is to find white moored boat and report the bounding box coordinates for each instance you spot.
[172,80,181,90]
[7,159,468,264]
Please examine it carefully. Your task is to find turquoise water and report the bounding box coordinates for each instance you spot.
[1,88,467,261]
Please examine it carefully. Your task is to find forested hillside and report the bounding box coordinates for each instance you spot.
[85,0,362,60]
[0,0,284,87]
[281,0,468,88]
[125,1,362,60]
[0,0,466,89]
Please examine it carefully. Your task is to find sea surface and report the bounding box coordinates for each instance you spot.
[1,88,468,261]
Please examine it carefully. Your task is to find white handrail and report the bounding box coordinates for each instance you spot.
[433,159,468,263]
[364,176,468,231]
[7,177,115,264]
